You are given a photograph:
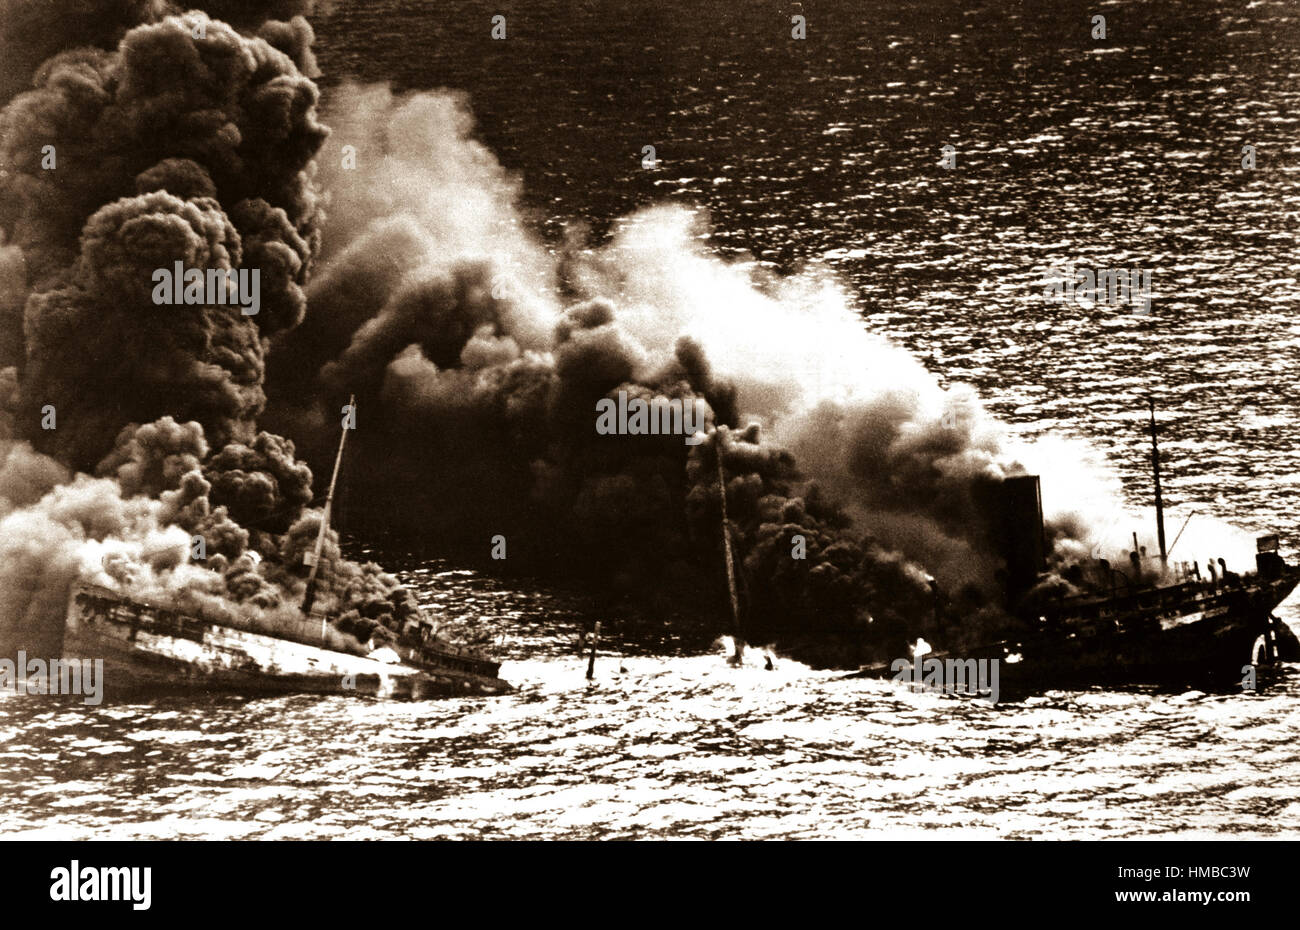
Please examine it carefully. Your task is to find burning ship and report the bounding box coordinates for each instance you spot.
[60,399,511,700]
[850,401,1300,694]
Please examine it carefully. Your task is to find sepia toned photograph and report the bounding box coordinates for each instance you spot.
[0,0,1297,888]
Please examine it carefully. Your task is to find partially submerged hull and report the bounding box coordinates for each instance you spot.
[840,466,1300,698]
[64,584,512,699]
[849,568,1300,698]
[1007,566,1300,692]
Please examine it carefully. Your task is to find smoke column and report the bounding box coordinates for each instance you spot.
[265,80,1243,658]
[0,3,1257,666]
[0,5,417,660]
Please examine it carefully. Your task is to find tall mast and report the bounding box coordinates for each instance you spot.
[1148,397,1167,567]
[716,435,744,664]
[302,394,354,616]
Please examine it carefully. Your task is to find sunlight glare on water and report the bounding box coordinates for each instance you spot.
[2,564,1299,840]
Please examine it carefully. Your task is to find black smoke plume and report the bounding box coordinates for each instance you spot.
[0,8,416,659]
[1,5,1249,668]
[255,84,1147,661]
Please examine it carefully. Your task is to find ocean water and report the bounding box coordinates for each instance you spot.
[313,0,1300,537]
[3,573,1300,839]
[4,0,1300,839]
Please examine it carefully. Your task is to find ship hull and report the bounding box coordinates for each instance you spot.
[1009,574,1300,693]
[939,608,1275,699]
[844,571,1300,699]
[64,588,511,700]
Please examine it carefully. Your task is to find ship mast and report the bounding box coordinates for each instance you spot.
[302,394,354,617]
[716,434,744,665]
[1148,397,1167,567]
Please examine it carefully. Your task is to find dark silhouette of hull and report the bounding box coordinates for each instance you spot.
[848,566,1300,698]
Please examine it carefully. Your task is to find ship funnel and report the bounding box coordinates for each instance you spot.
[976,474,1047,609]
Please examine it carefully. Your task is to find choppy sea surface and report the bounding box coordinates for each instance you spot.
[5,0,1300,838]
[3,556,1299,840]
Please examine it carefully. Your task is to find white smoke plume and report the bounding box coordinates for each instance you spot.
[259,81,1233,659]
